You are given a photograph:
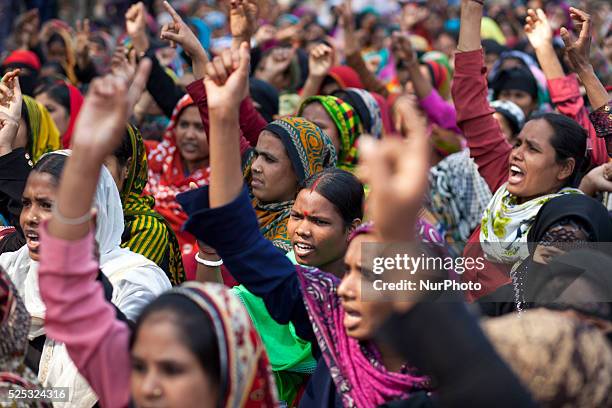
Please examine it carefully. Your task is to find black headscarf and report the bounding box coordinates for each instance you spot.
[480,194,612,317]
[249,78,279,123]
[527,194,612,246]
[491,66,538,101]
[519,195,612,320]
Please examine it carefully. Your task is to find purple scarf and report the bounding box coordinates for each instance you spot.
[296,222,430,407]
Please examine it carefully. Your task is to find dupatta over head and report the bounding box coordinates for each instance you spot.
[246,117,336,252]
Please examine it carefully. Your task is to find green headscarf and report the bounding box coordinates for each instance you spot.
[120,124,185,285]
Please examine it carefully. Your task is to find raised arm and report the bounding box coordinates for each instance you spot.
[0,70,23,158]
[40,63,151,407]
[161,1,266,145]
[453,0,510,192]
[561,7,609,111]
[392,32,461,134]
[125,2,186,118]
[300,43,334,101]
[0,71,32,228]
[525,8,606,165]
[339,0,389,97]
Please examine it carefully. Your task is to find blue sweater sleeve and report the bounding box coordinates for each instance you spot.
[177,186,315,343]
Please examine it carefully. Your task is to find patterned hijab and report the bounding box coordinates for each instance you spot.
[298,96,361,172]
[146,95,209,260]
[22,95,61,163]
[0,268,50,407]
[121,124,185,285]
[247,117,336,252]
[170,282,278,407]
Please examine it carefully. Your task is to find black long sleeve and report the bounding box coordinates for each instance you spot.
[378,301,537,408]
[144,49,185,118]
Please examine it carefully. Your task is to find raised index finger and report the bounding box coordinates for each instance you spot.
[163,1,183,23]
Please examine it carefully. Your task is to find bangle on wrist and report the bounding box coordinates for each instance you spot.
[195,252,223,267]
[52,204,93,225]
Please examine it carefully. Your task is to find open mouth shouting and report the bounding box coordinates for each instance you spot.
[342,304,362,331]
[24,228,40,254]
[508,164,525,185]
[293,241,316,258]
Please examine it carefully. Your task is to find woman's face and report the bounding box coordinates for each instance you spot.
[175,106,209,171]
[288,189,354,276]
[251,130,298,203]
[47,41,67,64]
[36,92,70,135]
[498,89,536,117]
[337,233,394,341]
[131,312,217,408]
[20,172,57,261]
[300,102,341,154]
[507,119,574,201]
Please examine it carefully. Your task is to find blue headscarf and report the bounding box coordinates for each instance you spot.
[189,17,211,52]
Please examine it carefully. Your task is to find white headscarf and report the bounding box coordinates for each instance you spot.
[0,151,171,407]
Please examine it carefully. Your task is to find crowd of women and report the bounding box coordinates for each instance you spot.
[0,0,611,406]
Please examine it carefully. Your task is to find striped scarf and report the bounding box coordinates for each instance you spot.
[121,125,185,285]
[298,96,362,172]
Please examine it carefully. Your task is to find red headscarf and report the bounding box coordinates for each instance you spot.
[2,50,41,71]
[146,95,210,276]
[327,66,364,89]
[61,83,84,147]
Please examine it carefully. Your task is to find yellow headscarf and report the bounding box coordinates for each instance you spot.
[481,17,507,46]
[22,95,61,163]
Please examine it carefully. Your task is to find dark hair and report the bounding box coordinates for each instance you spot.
[34,82,71,112]
[47,32,66,48]
[113,128,134,168]
[40,61,68,78]
[130,294,221,388]
[531,113,589,187]
[299,168,364,227]
[31,153,67,185]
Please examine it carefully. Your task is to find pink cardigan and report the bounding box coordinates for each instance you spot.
[38,224,131,408]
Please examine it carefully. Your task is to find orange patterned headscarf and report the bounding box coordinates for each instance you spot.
[171,282,278,407]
